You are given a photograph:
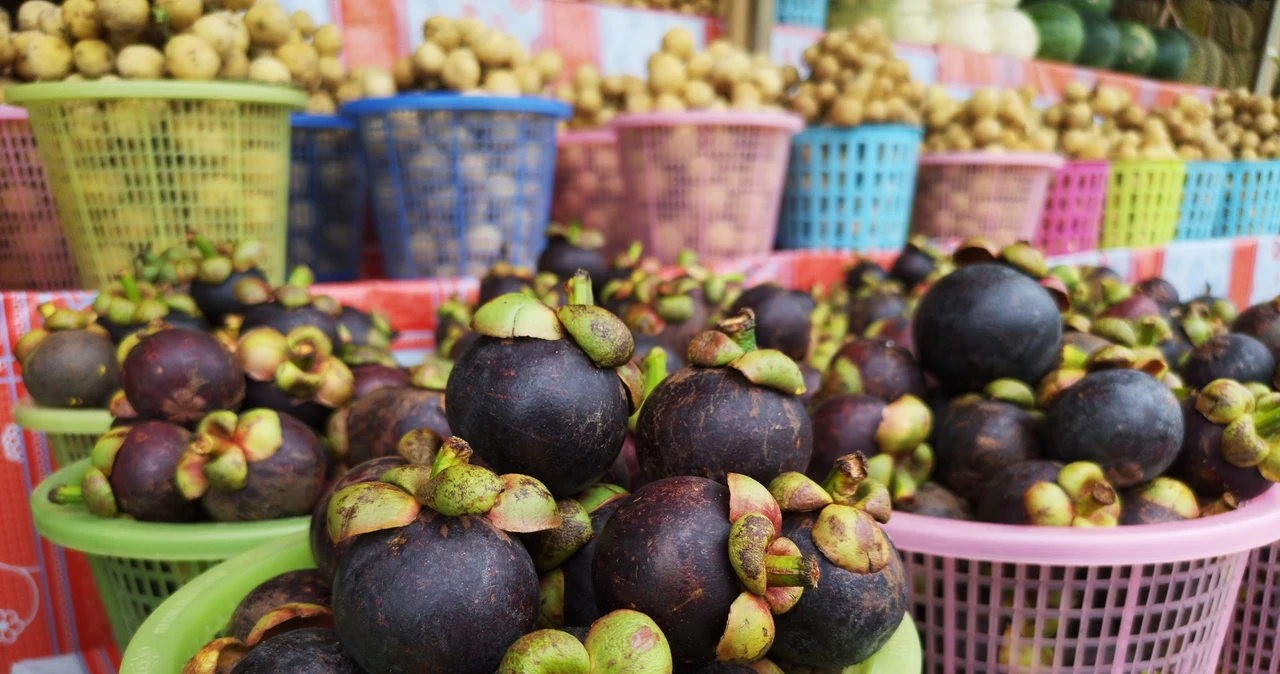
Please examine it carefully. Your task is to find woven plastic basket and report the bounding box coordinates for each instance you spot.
[883,487,1280,674]
[1221,542,1280,674]
[551,130,628,258]
[287,114,367,282]
[343,94,570,279]
[6,81,305,287]
[1100,159,1186,249]
[910,153,1064,245]
[0,106,78,290]
[1036,160,1108,255]
[1218,159,1280,238]
[612,111,803,264]
[31,460,309,648]
[777,124,922,251]
[13,404,112,467]
[776,0,828,27]
[1177,161,1229,240]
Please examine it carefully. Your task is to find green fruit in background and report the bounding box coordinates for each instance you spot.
[1149,28,1191,80]
[1066,0,1114,14]
[1025,1,1086,63]
[1075,9,1121,69]
[1113,20,1158,74]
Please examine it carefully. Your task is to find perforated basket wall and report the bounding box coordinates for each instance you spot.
[777,124,921,251]
[1036,160,1108,255]
[344,95,569,279]
[288,115,367,282]
[612,112,802,264]
[0,107,78,290]
[1178,161,1229,240]
[8,82,303,287]
[552,131,628,258]
[1101,160,1186,249]
[910,153,1063,245]
[776,0,828,28]
[48,433,96,467]
[1220,542,1280,674]
[88,556,218,648]
[1218,160,1280,238]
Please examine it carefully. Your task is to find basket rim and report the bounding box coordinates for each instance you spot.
[557,129,616,144]
[882,485,1280,566]
[5,81,308,107]
[31,460,309,560]
[340,92,571,118]
[0,104,27,120]
[14,403,112,435]
[919,151,1065,169]
[794,122,923,137]
[291,112,356,131]
[609,110,804,133]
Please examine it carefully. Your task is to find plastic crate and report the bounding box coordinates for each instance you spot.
[551,130,628,258]
[343,94,570,279]
[1177,161,1229,240]
[611,111,803,264]
[883,487,1280,674]
[1221,542,1280,674]
[287,114,367,282]
[6,81,305,287]
[30,460,309,648]
[777,124,921,251]
[910,152,1064,245]
[14,404,112,467]
[776,0,828,28]
[0,106,79,290]
[1218,159,1280,238]
[1101,159,1186,249]
[1036,160,1108,255]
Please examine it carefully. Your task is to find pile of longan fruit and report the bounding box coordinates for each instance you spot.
[923,86,1054,153]
[788,21,924,127]
[393,15,564,97]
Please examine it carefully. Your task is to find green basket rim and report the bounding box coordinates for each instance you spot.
[31,460,309,560]
[5,80,307,107]
[13,404,112,435]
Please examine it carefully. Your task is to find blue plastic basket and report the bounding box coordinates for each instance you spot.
[776,124,921,251]
[776,0,828,28]
[288,114,367,282]
[1176,161,1228,240]
[1218,159,1280,238]
[341,94,571,279]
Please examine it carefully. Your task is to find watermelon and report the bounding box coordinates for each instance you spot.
[1025,1,1086,63]
[1066,0,1113,14]
[1149,28,1192,80]
[1113,21,1158,75]
[1075,9,1121,69]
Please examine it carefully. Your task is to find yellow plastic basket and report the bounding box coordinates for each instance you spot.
[14,403,112,467]
[6,81,306,286]
[1101,159,1186,249]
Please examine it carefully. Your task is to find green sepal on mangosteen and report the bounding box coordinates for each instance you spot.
[183,636,249,674]
[525,498,594,572]
[244,602,334,647]
[574,483,628,514]
[327,481,422,542]
[498,628,591,674]
[688,331,745,367]
[538,568,566,629]
[80,467,118,518]
[1055,462,1121,527]
[723,472,819,604]
[813,504,894,575]
[686,310,807,396]
[768,472,834,512]
[555,270,636,367]
[472,293,567,341]
[499,609,672,674]
[728,473,782,534]
[409,356,453,391]
[1126,477,1201,522]
[716,592,776,663]
[176,410,286,499]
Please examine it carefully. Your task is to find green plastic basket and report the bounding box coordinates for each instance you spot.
[121,535,923,674]
[30,460,309,649]
[6,81,307,286]
[13,404,112,467]
[1101,159,1187,249]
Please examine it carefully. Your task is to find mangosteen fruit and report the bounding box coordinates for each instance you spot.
[533,483,628,628]
[338,357,451,466]
[16,305,120,408]
[336,306,394,352]
[897,482,973,520]
[1171,379,1280,502]
[593,473,819,665]
[844,258,887,294]
[188,236,269,325]
[135,242,199,289]
[865,315,914,353]
[728,284,815,362]
[50,421,201,522]
[1135,277,1180,313]
[1119,477,1201,525]
[976,460,1121,527]
[889,235,938,291]
[1233,296,1280,359]
[1182,333,1276,389]
[806,392,933,506]
[236,326,354,430]
[238,267,344,349]
[479,260,535,305]
[848,285,907,336]
[327,437,559,674]
[310,455,408,582]
[798,363,821,407]
[230,628,361,674]
[447,272,638,496]
[1185,285,1239,325]
[496,610,673,674]
[227,569,332,641]
[434,296,471,351]
[623,302,686,375]
[1101,291,1163,320]
[122,327,245,424]
[818,338,925,404]
[93,274,208,343]
[349,364,409,399]
[934,379,1041,502]
[635,310,812,484]
[177,409,327,522]
[537,223,609,286]
[914,263,1064,393]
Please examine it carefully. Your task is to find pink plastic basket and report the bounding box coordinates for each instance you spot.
[1037,160,1108,255]
[1221,542,1280,673]
[0,106,78,290]
[551,130,628,258]
[910,152,1064,246]
[611,112,803,264]
[883,487,1280,674]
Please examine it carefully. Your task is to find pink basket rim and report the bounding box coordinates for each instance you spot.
[919,152,1065,170]
[557,129,616,145]
[609,110,804,133]
[882,485,1280,566]
[0,105,28,120]
[1060,159,1110,169]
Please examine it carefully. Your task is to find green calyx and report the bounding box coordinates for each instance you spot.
[183,637,249,674]
[1023,461,1120,528]
[621,304,666,336]
[655,293,694,325]
[1219,402,1280,479]
[574,483,628,514]
[176,410,285,500]
[688,310,805,395]
[558,272,635,367]
[716,593,776,664]
[687,330,745,367]
[547,222,605,251]
[1132,477,1201,520]
[724,472,816,606]
[409,356,453,391]
[1197,379,1255,424]
[499,610,672,674]
[629,348,668,431]
[538,569,565,629]
[526,499,594,572]
[472,293,566,341]
[135,244,199,288]
[237,326,354,408]
[245,603,334,647]
[982,379,1036,409]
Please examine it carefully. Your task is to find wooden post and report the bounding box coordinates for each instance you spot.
[752,0,775,54]
[724,0,776,53]
[1255,1,1280,95]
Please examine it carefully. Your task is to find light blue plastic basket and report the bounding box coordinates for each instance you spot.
[341,94,571,279]
[777,125,921,251]
[1177,161,1228,240]
[776,0,828,28]
[288,114,367,282]
[1218,159,1280,238]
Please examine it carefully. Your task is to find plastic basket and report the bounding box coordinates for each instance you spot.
[1218,159,1280,238]
[287,114,367,282]
[882,487,1280,673]
[777,124,922,251]
[910,153,1064,246]
[1036,160,1108,255]
[551,130,628,258]
[1221,542,1280,673]
[612,111,802,264]
[30,460,310,648]
[1177,161,1229,240]
[0,106,79,290]
[1100,159,1186,249]
[776,0,828,27]
[342,94,570,279]
[13,404,112,467]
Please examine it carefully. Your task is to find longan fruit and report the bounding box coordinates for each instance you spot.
[156,0,202,32]
[422,16,459,50]
[115,43,163,79]
[17,1,55,31]
[411,41,446,77]
[573,62,601,90]
[72,38,113,78]
[61,0,101,40]
[454,17,486,46]
[393,55,415,90]
[484,69,520,96]
[165,33,220,80]
[682,79,715,108]
[471,30,511,68]
[441,47,480,91]
[312,24,343,57]
[686,51,713,80]
[661,27,694,60]
[218,49,248,79]
[531,51,562,81]
[247,54,290,84]
[648,52,686,95]
[829,96,863,126]
[290,10,315,37]
[25,32,70,80]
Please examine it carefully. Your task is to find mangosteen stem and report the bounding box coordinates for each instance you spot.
[49,485,82,504]
[564,270,595,306]
[764,554,819,588]
[118,273,143,303]
[190,234,218,260]
[1254,406,1280,440]
[719,310,758,352]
